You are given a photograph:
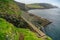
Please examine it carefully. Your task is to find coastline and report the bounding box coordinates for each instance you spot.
[26,8,58,11]
[21,11,52,39]
[26,12,52,27]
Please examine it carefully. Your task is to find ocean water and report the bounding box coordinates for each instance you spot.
[28,8,60,40]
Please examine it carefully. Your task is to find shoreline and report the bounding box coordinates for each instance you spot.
[26,8,58,11]
[21,12,52,39]
[26,12,52,27]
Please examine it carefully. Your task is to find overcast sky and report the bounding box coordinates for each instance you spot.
[15,0,60,7]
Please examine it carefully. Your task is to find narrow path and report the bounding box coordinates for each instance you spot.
[19,33,24,40]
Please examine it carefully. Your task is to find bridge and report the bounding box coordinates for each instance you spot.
[21,12,49,39]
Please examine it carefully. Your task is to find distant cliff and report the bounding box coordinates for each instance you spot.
[32,3,57,8]
[15,1,28,11]
[15,2,58,11]
[26,3,58,10]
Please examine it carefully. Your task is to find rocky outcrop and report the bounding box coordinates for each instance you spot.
[15,1,28,11]
[0,0,28,28]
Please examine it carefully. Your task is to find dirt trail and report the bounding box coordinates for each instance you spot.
[19,33,24,40]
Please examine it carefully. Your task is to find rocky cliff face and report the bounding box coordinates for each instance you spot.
[15,1,28,11]
[0,0,25,28]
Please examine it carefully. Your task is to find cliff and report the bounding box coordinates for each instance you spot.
[26,3,58,10]
[15,1,28,11]
[0,0,52,40]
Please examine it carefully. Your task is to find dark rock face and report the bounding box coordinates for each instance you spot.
[15,1,27,11]
[0,1,29,28]
[0,13,28,28]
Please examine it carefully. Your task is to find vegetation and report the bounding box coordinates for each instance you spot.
[15,1,27,11]
[25,3,57,10]
[0,18,52,40]
[0,18,19,40]
[26,4,44,8]
[0,0,52,40]
[0,0,21,15]
[0,0,24,28]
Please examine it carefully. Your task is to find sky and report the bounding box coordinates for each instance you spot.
[15,0,60,7]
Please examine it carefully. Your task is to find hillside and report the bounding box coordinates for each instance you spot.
[15,1,27,11]
[15,2,44,11]
[26,3,58,10]
[0,0,25,28]
[26,4,44,9]
[15,2,58,11]
[0,18,51,40]
[32,3,57,8]
[0,0,52,40]
[0,0,21,15]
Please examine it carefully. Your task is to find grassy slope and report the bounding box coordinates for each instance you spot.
[0,0,24,28]
[26,4,44,8]
[0,0,21,15]
[0,18,45,40]
[0,18,19,40]
[26,3,57,9]
[0,0,52,40]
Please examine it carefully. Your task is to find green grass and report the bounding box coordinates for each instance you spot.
[0,0,52,40]
[26,4,44,8]
[0,18,19,40]
[0,18,52,40]
[16,28,43,40]
[0,0,22,15]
